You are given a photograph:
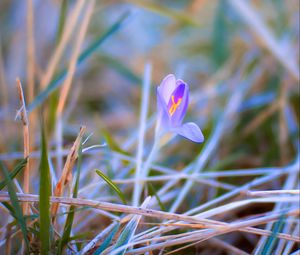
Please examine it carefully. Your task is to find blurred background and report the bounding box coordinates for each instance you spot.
[0,0,299,159]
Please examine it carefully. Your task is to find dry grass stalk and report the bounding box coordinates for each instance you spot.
[279,79,289,165]
[125,209,299,254]
[55,0,94,173]
[0,192,299,244]
[248,189,300,196]
[26,0,38,158]
[51,126,86,220]
[40,0,86,90]
[26,0,35,103]
[0,39,8,108]
[16,78,30,216]
[242,101,279,136]
[56,0,95,116]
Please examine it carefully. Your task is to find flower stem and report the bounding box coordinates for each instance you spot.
[132,136,160,207]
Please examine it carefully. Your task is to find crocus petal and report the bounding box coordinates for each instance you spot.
[167,81,189,127]
[158,74,177,104]
[156,87,170,130]
[173,122,204,143]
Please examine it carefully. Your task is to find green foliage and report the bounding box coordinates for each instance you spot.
[113,216,140,255]
[212,0,230,67]
[0,157,27,190]
[147,182,166,211]
[95,169,127,205]
[259,214,286,255]
[94,222,120,255]
[0,161,30,253]
[100,127,129,156]
[39,122,52,255]
[97,55,142,85]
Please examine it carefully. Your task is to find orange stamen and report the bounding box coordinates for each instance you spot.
[169,95,182,116]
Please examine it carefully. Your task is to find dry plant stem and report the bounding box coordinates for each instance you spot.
[40,0,86,90]
[56,0,94,115]
[0,193,227,228]
[0,192,299,244]
[26,0,38,157]
[26,0,35,103]
[133,63,152,207]
[248,190,300,196]
[126,210,299,254]
[242,101,279,136]
[279,79,289,165]
[0,149,295,178]
[0,38,8,107]
[16,79,30,216]
[55,0,94,173]
[132,162,298,246]
[51,126,86,220]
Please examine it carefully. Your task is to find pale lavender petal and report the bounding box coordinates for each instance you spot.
[173,122,204,143]
[157,74,177,104]
[156,87,170,130]
[167,81,189,127]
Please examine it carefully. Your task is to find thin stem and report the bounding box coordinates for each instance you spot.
[133,63,152,207]
[133,135,160,207]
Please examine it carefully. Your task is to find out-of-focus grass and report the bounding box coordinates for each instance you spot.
[0,0,299,254]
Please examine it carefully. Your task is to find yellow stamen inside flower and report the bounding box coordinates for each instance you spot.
[169,95,182,116]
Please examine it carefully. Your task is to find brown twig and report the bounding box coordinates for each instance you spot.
[51,126,86,220]
[26,0,35,104]
[16,78,30,216]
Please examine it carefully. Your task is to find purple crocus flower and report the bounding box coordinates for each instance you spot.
[156,74,204,143]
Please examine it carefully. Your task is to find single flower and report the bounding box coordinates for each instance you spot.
[156,74,204,143]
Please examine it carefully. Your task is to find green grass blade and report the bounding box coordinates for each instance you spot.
[212,0,230,67]
[27,11,131,112]
[100,127,129,156]
[259,214,285,255]
[39,122,52,255]
[58,141,83,254]
[94,222,120,255]
[147,183,166,211]
[97,55,142,85]
[112,197,150,255]
[95,169,127,204]
[113,218,138,255]
[0,157,27,190]
[0,161,30,252]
